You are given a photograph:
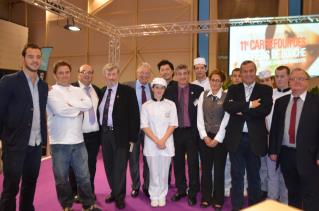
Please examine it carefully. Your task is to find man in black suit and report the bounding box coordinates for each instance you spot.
[125,63,152,198]
[269,68,319,211]
[0,43,48,211]
[69,64,101,200]
[223,60,273,211]
[165,64,203,206]
[158,59,177,88]
[99,63,140,209]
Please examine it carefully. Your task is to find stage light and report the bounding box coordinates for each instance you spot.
[64,17,81,31]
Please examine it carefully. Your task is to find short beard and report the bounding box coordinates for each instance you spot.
[25,64,39,73]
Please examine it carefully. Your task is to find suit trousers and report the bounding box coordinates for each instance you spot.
[199,139,227,205]
[229,133,261,210]
[0,145,42,211]
[101,129,129,202]
[280,146,319,211]
[69,131,100,195]
[129,130,149,191]
[173,128,200,197]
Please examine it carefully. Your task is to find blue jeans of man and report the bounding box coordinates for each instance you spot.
[230,133,261,210]
[51,143,95,209]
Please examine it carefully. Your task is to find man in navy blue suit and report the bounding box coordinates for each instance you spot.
[0,43,48,211]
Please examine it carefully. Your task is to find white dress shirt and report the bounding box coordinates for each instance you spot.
[47,84,92,145]
[78,81,100,133]
[141,99,178,157]
[192,77,210,91]
[197,88,226,143]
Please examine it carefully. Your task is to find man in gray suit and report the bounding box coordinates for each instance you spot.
[125,63,152,198]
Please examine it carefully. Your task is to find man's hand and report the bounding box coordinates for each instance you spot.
[251,98,261,108]
[269,154,278,161]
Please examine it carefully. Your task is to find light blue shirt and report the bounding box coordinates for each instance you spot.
[23,71,41,146]
[99,83,118,126]
[135,80,152,111]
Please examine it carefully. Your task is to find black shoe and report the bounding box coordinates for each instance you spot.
[171,192,187,201]
[187,196,197,206]
[131,189,139,198]
[74,194,80,203]
[213,205,222,211]
[200,201,210,208]
[105,194,115,203]
[142,188,150,198]
[115,200,125,209]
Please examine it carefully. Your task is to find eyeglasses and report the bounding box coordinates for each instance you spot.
[289,77,308,82]
[210,79,222,83]
[80,71,93,75]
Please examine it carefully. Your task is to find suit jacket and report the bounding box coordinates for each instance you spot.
[269,92,319,173]
[124,80,153,100]
[0,71,48,151]
[165,83,204,137]
[99,83,140,148]
[223,82,273,156]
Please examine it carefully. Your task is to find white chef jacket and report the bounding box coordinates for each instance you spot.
[192,77,211,91]
[141,99,178,157]
[47,84,92,145]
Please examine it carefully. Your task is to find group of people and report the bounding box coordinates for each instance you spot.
[0,43,318,211]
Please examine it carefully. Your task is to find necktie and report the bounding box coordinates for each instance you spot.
[212,96,217,101]
[141,85,147,104]
[288,97,299,144]
[84,86,96,124]
[245,86,253,101]
[178,88,184,127]
[102,89,112,126]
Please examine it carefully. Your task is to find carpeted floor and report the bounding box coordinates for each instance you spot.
[0,150,247,211]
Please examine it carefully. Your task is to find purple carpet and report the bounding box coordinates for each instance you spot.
[0,150,246,211]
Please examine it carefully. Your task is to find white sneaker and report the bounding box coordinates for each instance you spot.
[158,199,166,207]
[151,200,159,207]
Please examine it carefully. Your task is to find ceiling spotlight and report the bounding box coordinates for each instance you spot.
[64,17,81,31]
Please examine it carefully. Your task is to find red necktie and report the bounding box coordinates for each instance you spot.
[141,85,147,104]
[288,97,299,144]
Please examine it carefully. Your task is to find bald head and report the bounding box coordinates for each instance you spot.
[78,64,94,86]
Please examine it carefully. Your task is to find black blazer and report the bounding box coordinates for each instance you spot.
[99,83,140,148]
[269,92,319,172]
[0,71,48,150]
[223,83,273,156]
[165,83,204,135]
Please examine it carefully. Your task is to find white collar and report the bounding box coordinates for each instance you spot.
[206,88,223,99]
[290,91,307,102]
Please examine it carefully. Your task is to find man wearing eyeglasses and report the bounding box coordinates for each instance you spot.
[68,64,101,202]
[269,68,319,211]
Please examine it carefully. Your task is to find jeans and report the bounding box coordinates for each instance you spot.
[51,143,95,209]
[230,133,261,210]
[0,145,42,211]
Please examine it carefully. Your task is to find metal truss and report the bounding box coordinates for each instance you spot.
[22,0,117,36]
[21,0,319,65]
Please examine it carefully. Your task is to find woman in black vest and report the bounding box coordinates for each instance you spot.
[197,70,228,210]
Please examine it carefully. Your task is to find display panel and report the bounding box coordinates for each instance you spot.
[229,23,319,76]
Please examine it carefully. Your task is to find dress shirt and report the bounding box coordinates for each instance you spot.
[192,77,210,91]
[282,91,306,148]
[99,83,118,126]
[197,88,224,142]
[78,81,100,133]
[47,84,92,145]
[135,80,151,111]
[23,71,41,146]
[178,85,190,127]
[242,82,255,132]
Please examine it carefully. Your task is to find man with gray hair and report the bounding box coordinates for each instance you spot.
[99,63,140,209]
[125,63,152,198]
